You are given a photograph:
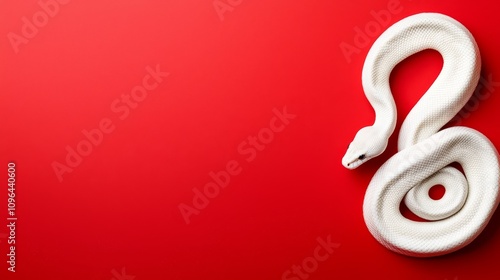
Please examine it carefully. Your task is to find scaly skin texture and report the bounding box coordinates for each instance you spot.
[342,13,499,257]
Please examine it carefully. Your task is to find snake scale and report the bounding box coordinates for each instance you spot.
[342,13,500,257]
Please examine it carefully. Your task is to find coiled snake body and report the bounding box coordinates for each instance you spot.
[342,13,500,257]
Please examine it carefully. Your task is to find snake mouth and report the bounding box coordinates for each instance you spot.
[342,155,366,169]
[342,150,368,169]
[344,159,363,169]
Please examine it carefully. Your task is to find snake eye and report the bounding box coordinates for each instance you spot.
[358,154,366,160]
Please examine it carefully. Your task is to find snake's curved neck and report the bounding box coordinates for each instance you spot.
[370,89,397,144]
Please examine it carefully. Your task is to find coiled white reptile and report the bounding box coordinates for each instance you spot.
[341,13,500,257]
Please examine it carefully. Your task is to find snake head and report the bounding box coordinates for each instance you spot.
[342,126,387,169]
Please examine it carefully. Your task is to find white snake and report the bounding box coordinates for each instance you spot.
[342,13,500,257]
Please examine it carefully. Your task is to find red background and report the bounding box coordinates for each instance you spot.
[1,0,500,279]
